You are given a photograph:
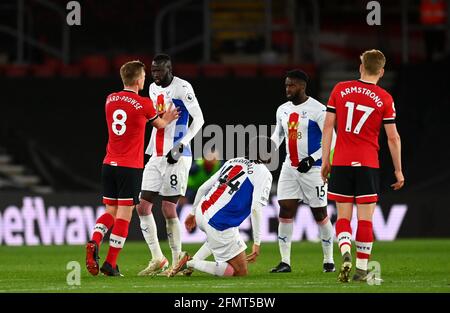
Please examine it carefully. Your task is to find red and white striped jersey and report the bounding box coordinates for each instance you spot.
[145,76,204,157]
[271,97,331,168]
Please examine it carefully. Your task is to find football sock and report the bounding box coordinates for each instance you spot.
[336,218,352,256]
[105,218,129,268]
[92,212,115,247]
[193,242,212,260]
[278,218,293,265]
[318,216,334,263]
[355,220,373,271]
[166,218,182,265]
[187,259,234,276]
[139,213,164,261]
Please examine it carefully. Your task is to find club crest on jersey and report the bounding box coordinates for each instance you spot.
[157,102,166,113]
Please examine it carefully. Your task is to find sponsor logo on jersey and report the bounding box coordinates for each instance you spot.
[287,121,299,130]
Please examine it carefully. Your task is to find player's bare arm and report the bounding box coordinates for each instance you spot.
[384,123,405,190]
[321,111,336,183]
[151,102,179,129]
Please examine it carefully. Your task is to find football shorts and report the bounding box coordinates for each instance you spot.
[328,166,380,204]
[195,209,247,263]
[141,155,192,197]
[277,161,327,207]
[101,164,143,206]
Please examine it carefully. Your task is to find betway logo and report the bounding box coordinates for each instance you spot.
[179,196,408,243]
[0,197,104,245]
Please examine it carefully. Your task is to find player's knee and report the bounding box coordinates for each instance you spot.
[162,200,178,219]
[311,207,328,223]
[136,199,153,216]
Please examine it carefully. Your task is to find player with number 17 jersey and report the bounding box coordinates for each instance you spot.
[103,90,157,169]
[327,80,396,169]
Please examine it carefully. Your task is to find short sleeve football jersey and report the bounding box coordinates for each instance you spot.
[146,76,201,157]
[327,80,396,168]
[103,90,157,168]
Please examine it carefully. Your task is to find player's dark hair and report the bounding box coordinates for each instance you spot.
[120,60,145,86]
[286,69,309,84]
[153,53,171,64]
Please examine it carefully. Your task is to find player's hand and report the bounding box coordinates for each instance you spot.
[246,244,260,263]
[166,142,184,164]
[297,156,314,173]
[184,213,196,232]
[163,102,180,122]
[391,170,405,190]
[321,161,331,183]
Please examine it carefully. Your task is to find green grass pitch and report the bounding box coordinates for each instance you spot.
[0,239,449,293]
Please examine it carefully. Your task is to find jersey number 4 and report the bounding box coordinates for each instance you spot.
[112,109,127,136]
[344,102,374,134]
[219,165,245,195]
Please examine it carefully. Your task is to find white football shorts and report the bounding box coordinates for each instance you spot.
[277,161,327,207]
[141,155,192,197]
[195,209,247,263]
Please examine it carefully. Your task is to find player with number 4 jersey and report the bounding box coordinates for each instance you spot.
[170,153,272,278]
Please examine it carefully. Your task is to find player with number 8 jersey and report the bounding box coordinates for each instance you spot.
[86,60,178,277]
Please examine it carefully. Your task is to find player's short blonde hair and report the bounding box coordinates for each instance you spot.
[120,60,145,86]
[360,49,386,76]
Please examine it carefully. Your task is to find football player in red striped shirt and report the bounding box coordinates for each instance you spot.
[321,50,404,282]
[85,60,179,276]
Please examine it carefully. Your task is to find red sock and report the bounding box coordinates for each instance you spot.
[91,213,115,246]
[356,220,373,260]
[105,218,129,268]
[335,218,352,254]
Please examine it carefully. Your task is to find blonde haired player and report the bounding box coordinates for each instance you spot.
[322,49,404,282]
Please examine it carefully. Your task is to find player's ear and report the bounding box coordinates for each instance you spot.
[359,64,364,75]
[379,68,384,79]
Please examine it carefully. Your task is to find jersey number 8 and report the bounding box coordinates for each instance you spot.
[112,109,127,136]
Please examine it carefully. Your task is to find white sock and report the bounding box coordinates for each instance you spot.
[166,218,182,265]
[337,231,352,256]
[318,217,334,263]
[193,242,212,260]
[356,258,369,271]
[187,259,234,276]
[278,220,293,265]
[139,214,164,260]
